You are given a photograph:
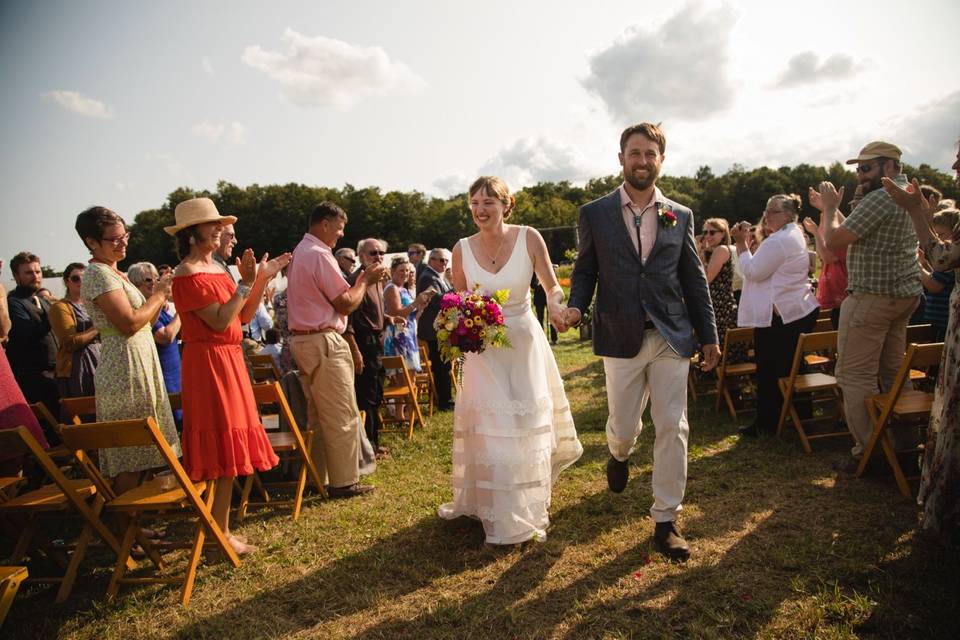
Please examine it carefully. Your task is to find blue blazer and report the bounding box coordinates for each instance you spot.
[568,189,717,358]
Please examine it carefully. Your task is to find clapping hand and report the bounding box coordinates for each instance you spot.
[730,221,751,244]
[260,252,292,280]
[361,263,390,286]
[881,177,934,218]
[236,248,257,285]
[801,216,819,236]
[817,181,844,213]
[156,272,174,299]
[807,186,824,212]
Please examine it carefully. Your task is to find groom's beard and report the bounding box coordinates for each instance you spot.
[624,163,660,192]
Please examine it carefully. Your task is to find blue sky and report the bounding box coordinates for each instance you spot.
[1,0,957,278]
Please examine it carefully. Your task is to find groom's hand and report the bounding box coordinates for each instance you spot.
[560,307,581,332]
[700,343,721,372]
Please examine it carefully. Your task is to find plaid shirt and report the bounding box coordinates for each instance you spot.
[841,174,921,298]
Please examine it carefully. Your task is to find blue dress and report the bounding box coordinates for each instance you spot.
[383,284,421,372]
[153,306,183,426]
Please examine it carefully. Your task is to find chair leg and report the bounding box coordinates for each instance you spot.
[56,521,94,603]
[236,475,254,522]
[788,401,812,454]
[291,458,307,521]
[776,379,793,437]
[106,514,140,600]
[9,517,37,564]
[880,431,912,497]
[180,519,206,606]
[856,401,883,478]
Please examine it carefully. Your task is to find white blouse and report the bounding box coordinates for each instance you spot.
[736,223,818,328]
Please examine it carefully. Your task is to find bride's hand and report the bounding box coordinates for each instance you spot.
[549,304,568,332]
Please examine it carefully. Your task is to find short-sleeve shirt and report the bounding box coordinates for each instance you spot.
[841,174,921,298]
[287,233,350,333]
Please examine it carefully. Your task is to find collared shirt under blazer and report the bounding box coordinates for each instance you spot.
[736,222,818,328]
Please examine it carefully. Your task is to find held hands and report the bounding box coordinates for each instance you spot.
[553,306,581,333]
[817,181,844,214]
[700,344,721,372]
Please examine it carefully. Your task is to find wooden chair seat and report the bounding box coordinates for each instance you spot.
[788,372,839,393]
[804,354,831,367]
[869,390,934,418]
[0,477,24,498]
[857,342,944,497]
[2,480,96,511]
[908,369,927,381]
[724,362,757,376]
[107,477,209,511]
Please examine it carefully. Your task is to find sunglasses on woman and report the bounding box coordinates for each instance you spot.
[68,275,82,283]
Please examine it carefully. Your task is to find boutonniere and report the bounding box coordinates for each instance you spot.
[657,203,678,228]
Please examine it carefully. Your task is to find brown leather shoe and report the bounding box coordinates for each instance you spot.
[328,483,375,499]
[654,521,690,561]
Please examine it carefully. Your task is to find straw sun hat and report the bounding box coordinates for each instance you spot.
[163,197,237,235]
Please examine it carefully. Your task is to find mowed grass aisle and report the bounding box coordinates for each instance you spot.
[6,335,959,639]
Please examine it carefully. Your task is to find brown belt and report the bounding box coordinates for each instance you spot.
[290,327,338,336]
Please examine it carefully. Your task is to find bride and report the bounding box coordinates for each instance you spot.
[438,176,583,544]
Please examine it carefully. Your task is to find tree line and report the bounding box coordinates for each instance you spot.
[123,162,958,269]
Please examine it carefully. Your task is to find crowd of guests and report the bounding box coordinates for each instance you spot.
[1,138,958,553]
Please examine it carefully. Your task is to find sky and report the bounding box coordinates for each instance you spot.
[1,0,958,280]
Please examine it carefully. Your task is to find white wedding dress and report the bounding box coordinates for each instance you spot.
[438,226,583,544]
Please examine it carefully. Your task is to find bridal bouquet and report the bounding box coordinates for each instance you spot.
[434,287,512,363]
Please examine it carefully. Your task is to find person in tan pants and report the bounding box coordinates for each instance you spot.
[286,202,389,498]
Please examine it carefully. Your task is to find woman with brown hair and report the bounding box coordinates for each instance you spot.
[699,218,740,361]
[49,262,100,400]
[168,197,288,555]
[75,206,181,496]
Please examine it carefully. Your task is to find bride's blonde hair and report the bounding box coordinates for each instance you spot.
[469,176,516,219]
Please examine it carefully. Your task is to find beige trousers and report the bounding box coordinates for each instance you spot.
[290,332,360,488]
[835,292,919,458]
[603,328,690,523]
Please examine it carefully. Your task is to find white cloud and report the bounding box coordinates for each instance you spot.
[432,173,469,197]
[891,89,960,172]
[479,137,597,189]
[43,90,114,119]
[582,2,738,122]
[144,152,185,177]
[201,57,215,76]
[242,28,425,109]
[773,52,861,88]
[191,119,246,146]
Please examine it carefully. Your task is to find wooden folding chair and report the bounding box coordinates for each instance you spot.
[0,566,28,626]
[714,327,757,419]
[236,382,326,522]
[416,341,437,418]
[59,418,240,606]
[0,426,136,603]
[27,402,72,460]
[248,353,281,384]
[59,396,97,425]
[776,330,849,453]
[803,320,838,369]
[906,324,935,344]
[379,355,424,440]
[856,342,944,496]
[0,477,25,502]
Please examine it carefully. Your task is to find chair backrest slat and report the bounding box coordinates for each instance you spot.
[61,419,155,450]
[906,324,936,345]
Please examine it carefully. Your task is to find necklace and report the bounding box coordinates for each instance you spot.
[480,231,508,266]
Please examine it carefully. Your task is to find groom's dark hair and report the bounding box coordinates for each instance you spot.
[620,122,666,155]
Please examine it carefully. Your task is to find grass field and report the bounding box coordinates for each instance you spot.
[4,333,958,639]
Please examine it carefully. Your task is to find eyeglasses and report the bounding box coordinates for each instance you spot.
[366,251,386,257]
[702,229,722,236]
[338,255,356,262]
[68,275,82,283]
[140,277,156,283]
[101,232,131,246]
[431,256,449,264]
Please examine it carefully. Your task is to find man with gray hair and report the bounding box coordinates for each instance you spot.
[213,223,238,282]
[346,238,396,454]
[417,248,453,411]
[335,247,357,280]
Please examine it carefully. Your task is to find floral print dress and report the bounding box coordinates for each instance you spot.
[82,263,181,477]
[918,223,960,545]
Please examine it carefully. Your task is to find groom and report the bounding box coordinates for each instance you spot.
[562,123,719,561]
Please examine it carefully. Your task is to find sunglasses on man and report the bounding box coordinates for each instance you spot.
[856,158,886,174]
